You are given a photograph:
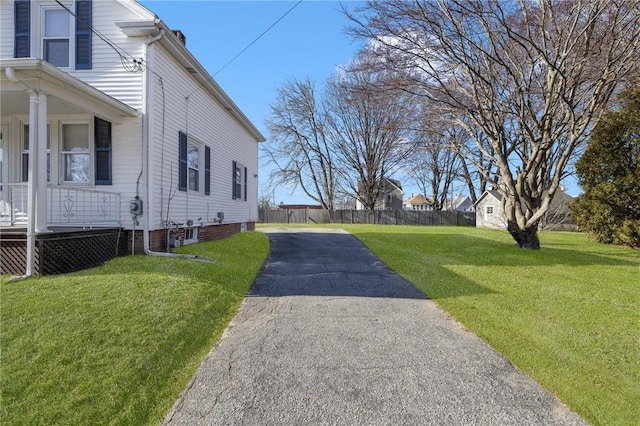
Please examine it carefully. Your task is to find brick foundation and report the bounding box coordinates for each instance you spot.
[127,222,255,254]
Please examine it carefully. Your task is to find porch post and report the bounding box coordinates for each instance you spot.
[35,93,48,233]
[25,93,41,276]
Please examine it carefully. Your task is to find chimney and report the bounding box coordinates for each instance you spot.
[173,30,186,45]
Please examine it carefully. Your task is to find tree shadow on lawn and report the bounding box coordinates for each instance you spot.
[354,231,639,268]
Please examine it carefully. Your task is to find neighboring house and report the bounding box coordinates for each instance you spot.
[443,194,475,212]
[474,190,505,229]
[355,177,403,210]
[0,0,265,275]
[403,194,434,211]
[475,189,575,230]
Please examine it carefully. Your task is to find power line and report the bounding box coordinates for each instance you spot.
[55,0,144,72]
[212,0,303,77]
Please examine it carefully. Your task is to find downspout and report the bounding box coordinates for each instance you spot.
[140,30,210,262]
[6,67,46,277]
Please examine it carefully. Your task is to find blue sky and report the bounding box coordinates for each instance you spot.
[139,0,367,204]
[139,1,581,203]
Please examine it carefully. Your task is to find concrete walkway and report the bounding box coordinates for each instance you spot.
[163,228,587,425]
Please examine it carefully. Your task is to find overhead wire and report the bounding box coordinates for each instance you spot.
[185,0,304,100]
[212,0,303,77]
[55,0,145,72]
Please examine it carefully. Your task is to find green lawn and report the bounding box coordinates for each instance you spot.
[0,231,269,426]
[341,225,639,426]
[3,225,638,425]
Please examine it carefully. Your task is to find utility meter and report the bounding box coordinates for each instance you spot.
[130,197,143,216]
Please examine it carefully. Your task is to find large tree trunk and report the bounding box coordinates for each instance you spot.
[507,221,540,250]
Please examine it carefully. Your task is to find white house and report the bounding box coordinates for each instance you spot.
[474,190,505,229]
[0,0,265,275]
[403,194,434,211]
[475,189,576,230]
[443,193,475,212]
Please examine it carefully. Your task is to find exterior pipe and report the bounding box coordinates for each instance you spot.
[138,30,211,263]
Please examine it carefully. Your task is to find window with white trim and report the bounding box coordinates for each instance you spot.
[187,141,199,192]
[178,132,210,194]
[232,160,247,201]
[184,227,198,244]
[61,123,90,183]
[14,1,92,69]
[42,7,71,67]
[486,206,494,215]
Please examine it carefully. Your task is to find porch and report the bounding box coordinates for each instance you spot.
[0,184,127,276]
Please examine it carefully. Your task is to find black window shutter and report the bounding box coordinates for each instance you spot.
[75,0,92,69]
[95,117,112,185]
[232,161,237,199]
[178,131,187,192]
[204,146,211,195]
[244,167,248,201]
[14,1,30,58]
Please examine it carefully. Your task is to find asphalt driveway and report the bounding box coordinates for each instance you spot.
[163,228,587,425]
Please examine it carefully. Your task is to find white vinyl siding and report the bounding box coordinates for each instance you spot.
[146,44,259,228]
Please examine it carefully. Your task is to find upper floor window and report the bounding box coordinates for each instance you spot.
[486,206,494,216]
[13,0,92,69]
[43,8,71,67]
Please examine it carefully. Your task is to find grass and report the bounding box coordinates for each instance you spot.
[3,224,638,425]
[0,231,269,426]
[339,225,638,426]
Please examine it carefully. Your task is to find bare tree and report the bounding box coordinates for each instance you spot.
[347,0,640,248]
[407,113,464,210]
[264,78,337,210]
[325,61,419,210]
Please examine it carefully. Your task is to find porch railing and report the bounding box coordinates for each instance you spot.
[0,183,122,228]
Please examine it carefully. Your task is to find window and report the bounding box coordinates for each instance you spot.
[43,8,70,67]
[188,141,199,191]
[486,206,494,216]
[13,1,92,68]
[178,132,210,193]
[184,227,198,244]
[61,123,89,183]
[232,161,247,200]
[21,124,50,182]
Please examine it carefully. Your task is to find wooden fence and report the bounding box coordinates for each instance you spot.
[259,209,476,226]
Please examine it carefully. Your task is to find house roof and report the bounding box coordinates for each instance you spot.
[474,190,502,206]
[474,188,574,208]
[404,194,433,205]
[120,2,266,142]
[384,178,403,191]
